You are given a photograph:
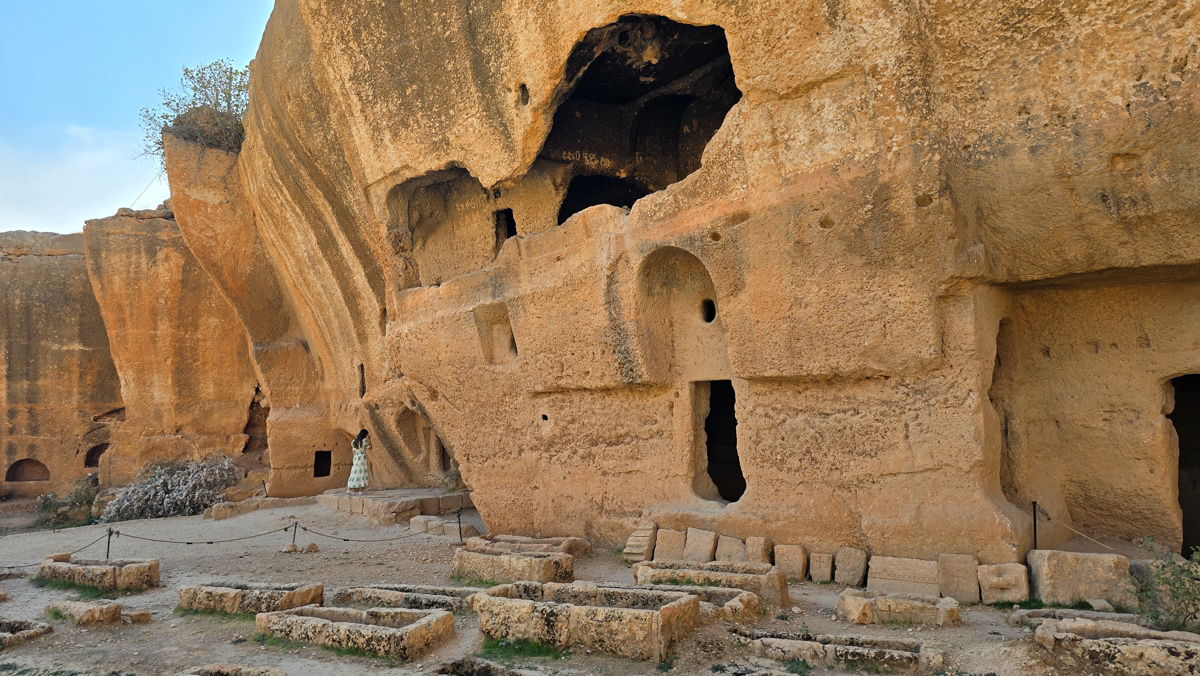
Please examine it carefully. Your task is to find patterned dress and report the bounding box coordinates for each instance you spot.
[347,438,370,489]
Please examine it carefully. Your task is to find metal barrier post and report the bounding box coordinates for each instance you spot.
[1031,501,1038,550]
[457,508,463,544]
[105,528,113,560]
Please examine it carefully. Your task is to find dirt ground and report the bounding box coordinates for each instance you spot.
[0,503,1051,675]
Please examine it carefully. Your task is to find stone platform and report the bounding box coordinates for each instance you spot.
[316,488,473,526]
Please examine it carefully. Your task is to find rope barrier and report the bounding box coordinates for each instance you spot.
[0,531,109,569]
[1024,502,1117,552]
[112,524,293,546]
[298,524,426,543]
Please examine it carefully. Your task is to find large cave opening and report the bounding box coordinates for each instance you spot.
[542,14,741,223]
[1170,374,1200,557]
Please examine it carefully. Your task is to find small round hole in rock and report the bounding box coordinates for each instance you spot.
[818,216,834,229]
[541,414,549,422]
[709,231,721,241]
[701,299,717,323]
[518,83,529,105]
[915,193,934,207]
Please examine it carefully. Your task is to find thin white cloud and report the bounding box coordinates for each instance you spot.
[0,126,169,234]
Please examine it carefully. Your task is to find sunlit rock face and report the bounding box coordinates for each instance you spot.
[0,232,121,497]
[81,212,263,487]
[166,0,1199,561]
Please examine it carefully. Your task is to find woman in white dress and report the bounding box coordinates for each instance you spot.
[347,428,370,493]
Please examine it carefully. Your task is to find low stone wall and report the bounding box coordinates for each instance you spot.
[1008,607,1149,629]
[0,619,53,648]
[182,664,287,676]
[470,581,701,661]
[1033,617,1200,675]
[835,589,961,627]
[451,547,573,583]
[734,627,945,673]
[203,497,317,521]
[178,582,324,614]
[328,584,476,611]
[631,560,789,606]
[38,555,159,591]
[601,582,759,624]
[466,534,590,557]
[254,604,454,660]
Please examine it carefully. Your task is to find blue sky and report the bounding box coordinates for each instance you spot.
[0,1,274,233]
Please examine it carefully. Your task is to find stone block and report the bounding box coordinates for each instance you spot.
[774,544,808,581]
[653,529,686,561]
[682,528,718,562]
[834,547,867,587]
[418,496,440,515]
[867,556,939,596]
[438,493,464,514]
[177,582,324,614]
[1027,550,1137,610]
[45,600,123,625]
[745,536,773,564]
[255,605,454,659]
[0,619,52,649]
[631,560,789,606]
[409,515,442,533]
[37,557,159,592]
[123,610,152,624]
[452,548,574,583]
[876,594,962,627]
[622,521,658,563]
[810,552,834,582]
[439,522,480,539]
[978,562,1029,604]
[835,588,877,624]
[938,554,980,603]
[715,536,746,562]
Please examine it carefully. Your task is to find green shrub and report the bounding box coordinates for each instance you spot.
[140,59,249,165]
[1135,539,1200,631]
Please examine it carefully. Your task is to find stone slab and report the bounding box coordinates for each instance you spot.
[745,536,773,564]
[715,535,747,562]
[938,553,980,603]
[1027,550,1137,610]
[978,562,1029,604]
[774,544,808,581]
[682,528,718,562]
[834,547,867,587]
[653,529,686,561]
[867,556,939,596]
[811,553,834,582]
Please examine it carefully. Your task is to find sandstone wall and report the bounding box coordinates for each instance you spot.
[82,211,263,486]
[0,232,121,497]
[163,0,1199,560]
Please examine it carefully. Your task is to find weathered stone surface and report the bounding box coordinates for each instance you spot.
[715,535,746,562]
[470,582,701,661]
[45,600,123,625]
[834,547,868,587]
[0,232,120,498]
[773,545,808,581]
[937,553,980,603]
[867,556,939,597]
[653,529,686,561]
[182,665,286,676]
[82,213,260,486]
[623,521,657,563]
[1033,618,1200,675]
[835,589,961,627]
[835,589,877,625]
[630,583,759,624]
[328,584,476,611]
[978,563,1029,604]
[471,534,590,557]
[0,619,53,648]
[740,627,943,673]
[451,547,573,583]
[810,553,834,583]
[682,528,718,562]
[177,582,324,614]
[255,604,454,659]
[631,560,789,606]
[37,556,159,592]
[1027,550,1137,609]
[745,537,773,564]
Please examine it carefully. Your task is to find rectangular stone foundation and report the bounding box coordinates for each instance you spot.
[606,582,760,623]
[254,605,454,660]
[465,534,590,557]
[451,547,573,583]
[0,619,53,648]
[37,556,159,591]
[470,581,701,661]
[631,560,789,606]
[178,582,324,614]
[735,627,946,673]
[328,584,477,611]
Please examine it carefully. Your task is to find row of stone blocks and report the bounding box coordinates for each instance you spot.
[37,554,160,591]
[628,522,1141,609]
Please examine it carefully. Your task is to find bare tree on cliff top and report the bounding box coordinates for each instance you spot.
[140,59,250,167]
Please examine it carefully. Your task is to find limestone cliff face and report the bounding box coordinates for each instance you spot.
[0,232,121,497]
[82,211,262,486]
[166,0,1200,560]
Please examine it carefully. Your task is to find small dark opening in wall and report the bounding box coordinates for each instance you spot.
[557,175,650,224]
[5,458,49,482]
[541,414,549,421]
[705,380,744,502]
[358,363,366,398]
[84,443,109,468]
[313,450,332,478]
[701,298,717,322]
[494,208,517,248]
[1170,374,1200,557]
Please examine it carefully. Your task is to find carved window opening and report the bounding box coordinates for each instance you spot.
[241,385,270,455]
[702,380,744,502]
[84,443,109,468]
[313,450,332,478]
[494,208,517,249]
[1170,374,1200,557]
[5,458,49,482]
[701,298,717,323]
[543,14,741,224]
[473,302,519,365]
